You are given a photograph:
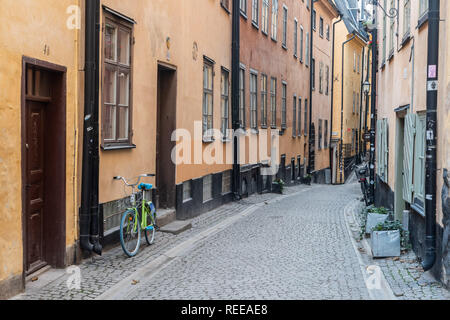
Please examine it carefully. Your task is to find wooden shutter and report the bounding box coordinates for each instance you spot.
[403,113,416,203]
[383,118,389,183]
[376,120,383,176]
[413,113,426,206]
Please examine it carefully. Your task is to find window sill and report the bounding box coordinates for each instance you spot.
[411,202,425,218]
[417,11,429,30]
[222,137,232,143]
[282,44,287,50]
[387,50,394,62]
[400,32,411,49]
[240,11,248,20]
[279,128,286,135]
[101,144,136,151]
[250,128,259,135]
[202,136,216,144]
[260,125,268,129]
[220,4,230,14]
[380,60,386,70]
[271,37,278,43]
[271,125,278,130]
[252,21,259,30]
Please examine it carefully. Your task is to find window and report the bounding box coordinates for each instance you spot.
[240,0,247,15]
[318,119,322,150]
[403,0,411,36]
[270,77,277,127]
[305,32,310,67]
[352,91,355,113]
[183,181,192,202]
[239,67,246,128]
[252,0,259,26]
[221,0,230,11]
[319,17,324,37]
[221,69,230,137]
[250,72,258,129]
[261,74,268,127]
[203,175,213,202]
[292,96,297,137]
[281,82,287,129]
[304,98,308,136]
[298,97,302,136]
[312,10,316,31]
[353,51,356,72]
[311,58,315,90]
[324,120,328,149]
[282,5,288,48]
[325,65,329,95]
[271,0,278,40]
[294,19,298,57]
[262,0,269,34]
[377,118,389,183]
[389,0,395,55]
[222,171,232,194]
[300,26,304,62]
[203,59,214,136]
[357,54,360,73]
[326,24,330,40]
[102,13,133,146]
[307,0,310,10]
[419,0,429,17]
[319,62,323,94]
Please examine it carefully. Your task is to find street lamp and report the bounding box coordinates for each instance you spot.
[366,0,399,19]
[363,80,371,95]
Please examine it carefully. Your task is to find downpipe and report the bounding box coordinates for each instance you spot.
[422,0,440,272]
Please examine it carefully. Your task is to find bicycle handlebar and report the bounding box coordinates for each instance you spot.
[113,174,155,187]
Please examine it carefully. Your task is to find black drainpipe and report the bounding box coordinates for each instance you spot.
[358,45,365,163]
[330,15,343,176]
[231,0,241,200]
[422,0,440,271]
[307,0,314,174]
[339,34,356,183]
[80,0,102,255]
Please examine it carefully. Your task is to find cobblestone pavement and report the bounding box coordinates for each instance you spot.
[13,179,449,300]
[346,181,450,301]
[125,182,371,300]
[12,184,306,300]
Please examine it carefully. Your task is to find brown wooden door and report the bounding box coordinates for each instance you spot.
[25,100,47,274]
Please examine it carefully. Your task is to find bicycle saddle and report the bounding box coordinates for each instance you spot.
[138,183,153,191]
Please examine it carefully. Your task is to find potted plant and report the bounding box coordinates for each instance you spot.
[371,220,403,258]
[303,174,312,185]
[365,206,389,234]
[271,178,285,194]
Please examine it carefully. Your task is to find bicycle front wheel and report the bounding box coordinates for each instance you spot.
[120,210,141,257]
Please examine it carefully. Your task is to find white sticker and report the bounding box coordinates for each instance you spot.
[427,80,438,91]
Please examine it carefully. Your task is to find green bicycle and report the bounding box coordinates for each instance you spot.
[114,174,158,257]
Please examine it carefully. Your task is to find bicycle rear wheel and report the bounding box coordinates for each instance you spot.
[144,208,156,245]
[120,210,141,257]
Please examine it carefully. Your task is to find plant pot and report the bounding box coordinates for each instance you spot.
[303,177,312,185]
[371,230,401,258]
[366,212,388,234]
[271,182,283,194]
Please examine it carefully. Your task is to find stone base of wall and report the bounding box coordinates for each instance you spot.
[375,175,449,287]
[0,274,23,300]
[311,168,331,185]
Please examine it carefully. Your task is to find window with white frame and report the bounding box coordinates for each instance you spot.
[203,59,214,136]
[239,67,246,128]
[240,0,247,15]
[294,19,298,57]
[419,0,428,18]
[282,5,288,48]
[298,97,302,136]
[319,62,323,94]
[319,17,324,37]
[252,0,259,26]
[403,0,411,36]
[262,0,269,34]
[305,32,310,66]
[221,68,229,137]
[300,26,304,62]
[325,65,329,95]
[271,0,278,40]
[261,74,268,126]
[250,71,258,129]
[318,119,323,150]
[270,77,277,127]
[304,98,308,136]
[292,95,297,137]
[389,0,395,55]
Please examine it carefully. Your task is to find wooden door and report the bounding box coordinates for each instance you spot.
[25,100,47,273]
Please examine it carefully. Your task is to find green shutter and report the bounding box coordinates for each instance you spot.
[403,113,416,203]
[413,113,426,206]
[376,120,382,176]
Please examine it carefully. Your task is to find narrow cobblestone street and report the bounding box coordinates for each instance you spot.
[12,181,449,300]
